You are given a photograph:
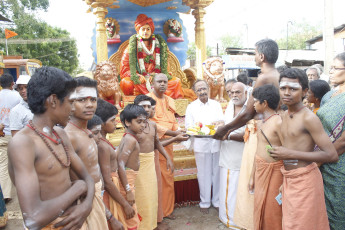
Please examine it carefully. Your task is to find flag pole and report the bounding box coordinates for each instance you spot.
[5,38,8,55]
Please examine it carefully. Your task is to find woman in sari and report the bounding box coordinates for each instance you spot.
[0,184,8,228]
[317,52,345,230]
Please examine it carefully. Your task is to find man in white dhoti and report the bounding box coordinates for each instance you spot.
[219,82,247,228]
[185,80,224,214]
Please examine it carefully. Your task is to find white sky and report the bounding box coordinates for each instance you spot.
[38,0,345,70]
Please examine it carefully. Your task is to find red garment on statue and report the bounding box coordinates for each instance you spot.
[119,46,184,99]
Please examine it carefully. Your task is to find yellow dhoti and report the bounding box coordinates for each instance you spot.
[233,120,257,230]
[135,152,158,230]
[86,180,108,229]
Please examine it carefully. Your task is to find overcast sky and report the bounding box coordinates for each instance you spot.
[39,0,345,69]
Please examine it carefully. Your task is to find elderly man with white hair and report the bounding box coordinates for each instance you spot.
[9,75,33,136]
[219,81,247,229]
[306,66,320,81]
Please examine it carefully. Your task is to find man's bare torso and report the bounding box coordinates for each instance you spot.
[99,140,118,173]
[9,126,72,200]
[118,135,140,171]
[65,124,101,182]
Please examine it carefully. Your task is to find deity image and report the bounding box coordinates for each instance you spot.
[94,61,122,110]
[203,57,226,102]
[105,18,121,44]
[164,19,184,42]
[119,14,184,99]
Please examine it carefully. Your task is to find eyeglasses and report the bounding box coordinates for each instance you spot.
[330,66,345,71]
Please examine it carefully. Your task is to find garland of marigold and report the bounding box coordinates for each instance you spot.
[129,34,171,85]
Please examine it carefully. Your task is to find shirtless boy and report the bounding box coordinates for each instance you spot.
[269,68,338,230]
[117,104,148,230]
[7,67,94,230]
[64,76,108,229]
[95,99,135,230]
[134,95,178,230]
[249,84,283,230]
[87,115,103,145]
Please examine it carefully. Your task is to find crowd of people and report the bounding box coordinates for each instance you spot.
[0,38,344,230]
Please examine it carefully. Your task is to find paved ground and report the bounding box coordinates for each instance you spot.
[3,188,229,230]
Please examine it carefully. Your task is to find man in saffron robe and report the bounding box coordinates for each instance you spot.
[147,73,184,219]
[120,14,184,99]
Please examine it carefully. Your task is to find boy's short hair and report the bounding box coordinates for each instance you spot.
[0,73,14,88]
[309,80,330,101]
[95,98,118,123]
[75,76,98,89]
[134,95,153,105]
[279,68,309,90]
[27,66,77,114]
[252,84,280,110]
[87,114,103,130]
[255,39,279,64]
[237,73,249,85]
[120,104,148,128]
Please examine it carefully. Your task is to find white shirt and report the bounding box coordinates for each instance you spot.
[185,98,224,153]
[10,99,33,131]
[219,100,246,170]
[0,89,21,135]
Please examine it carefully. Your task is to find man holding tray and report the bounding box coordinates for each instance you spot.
[185,79,224,214]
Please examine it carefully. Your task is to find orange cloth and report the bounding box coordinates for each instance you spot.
[103,172,128,230]
[154,149,164,222]
[148,92,177,217]
[120,48,184,99]
[254,155,283,230]
[115,169,140,230]
[135,14,155,33]
[25,217,87,230]
[281,163,330,230]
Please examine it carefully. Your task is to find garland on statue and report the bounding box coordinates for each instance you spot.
[128,34,171,85]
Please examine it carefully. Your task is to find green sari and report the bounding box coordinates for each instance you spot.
[317,90,345,230]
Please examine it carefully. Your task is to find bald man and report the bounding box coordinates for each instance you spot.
[219,82,247,228]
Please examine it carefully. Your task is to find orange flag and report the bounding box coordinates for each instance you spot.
[5,29,18,39]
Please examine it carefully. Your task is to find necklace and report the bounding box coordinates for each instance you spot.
[263,113,279,123]
[101,137,115,150]
[27,120,70,167]
[137,34,161,76]
[123,132,139,142]
[69,121,93,138]
[288,106,306,118]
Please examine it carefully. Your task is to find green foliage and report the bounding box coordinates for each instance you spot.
[0,0,79,74]
[186,42,212,60]
[276,21,321,50]
[218,34,243,54]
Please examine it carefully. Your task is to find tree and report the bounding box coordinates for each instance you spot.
[218,34,243,55]
[276,21,321,50]
[187,42,212,60]
[0,0,79,74]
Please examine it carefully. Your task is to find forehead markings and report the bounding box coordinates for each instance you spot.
[138,101,151,106]
[279,81,302,89]
[70,87,97,100]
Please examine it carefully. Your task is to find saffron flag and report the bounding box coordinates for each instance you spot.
[5,29,18,39]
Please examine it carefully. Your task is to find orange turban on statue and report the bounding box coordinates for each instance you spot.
[135,14,155,33]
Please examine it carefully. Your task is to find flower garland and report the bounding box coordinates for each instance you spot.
[168,20,182,37]
[128,34,171,85]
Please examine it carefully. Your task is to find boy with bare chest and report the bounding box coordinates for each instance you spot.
[64,77,109,229]
[8,67,94,230]
[134,95,175,230]
[94,99,136,229]
[270,68,338,230]
[117,104,148,230]
[249,84,283,230]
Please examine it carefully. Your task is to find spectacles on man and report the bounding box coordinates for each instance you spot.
[330,66,345,71]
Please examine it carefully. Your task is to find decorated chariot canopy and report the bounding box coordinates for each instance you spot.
[86,0,191,67]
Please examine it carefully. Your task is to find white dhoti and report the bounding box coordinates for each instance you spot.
[194,151,220,208]
[0,136,12,199]
[219,167,241,229]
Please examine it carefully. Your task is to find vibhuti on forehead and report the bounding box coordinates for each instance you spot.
[279,81,302,89]
[138,101,151,106]
[70,87,97,100]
